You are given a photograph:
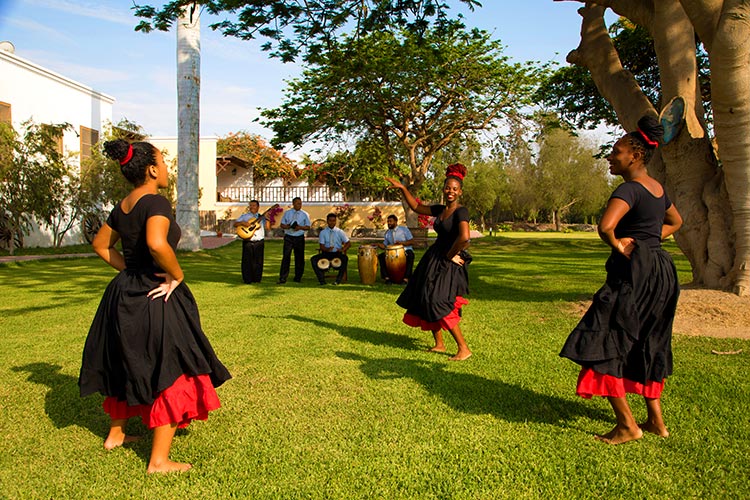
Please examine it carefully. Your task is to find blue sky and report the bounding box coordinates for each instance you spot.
[0,0,610,150]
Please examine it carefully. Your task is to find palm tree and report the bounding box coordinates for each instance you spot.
[176,3,201,250]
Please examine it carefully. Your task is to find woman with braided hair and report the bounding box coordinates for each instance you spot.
[560,116,682,444]
[79,139,231,472]
[386,164,472,361]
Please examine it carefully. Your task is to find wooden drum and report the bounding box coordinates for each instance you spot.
[385,244,407,284]
[357,245,378,284]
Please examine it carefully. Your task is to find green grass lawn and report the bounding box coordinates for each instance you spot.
[0,235,747,499]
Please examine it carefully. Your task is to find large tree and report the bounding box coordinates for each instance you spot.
[134,0,481,238]
[553,0,748,295]
[534,127,610,230]
[135,1,481,63]
[261,23,538,221]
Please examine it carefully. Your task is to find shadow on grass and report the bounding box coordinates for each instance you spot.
[336,351,610,428]
[287,314,423,351]
[10,362,163,465]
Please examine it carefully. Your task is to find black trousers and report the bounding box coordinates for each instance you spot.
[241,239,264,283]
[378,249,415,281]
[280,234,305,282]
[311,251,348,283]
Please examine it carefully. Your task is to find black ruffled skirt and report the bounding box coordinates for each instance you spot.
[79,268,231,407]
[397,246,471,327]
[560,240,679,385]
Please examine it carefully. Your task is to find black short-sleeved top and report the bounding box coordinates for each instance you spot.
[430,205,470,254]
[107,194,180,270]
[610,182,672,241]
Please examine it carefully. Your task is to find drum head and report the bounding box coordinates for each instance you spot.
[317,258,330,270]
[386,244,404,250]
[331,257,342,268]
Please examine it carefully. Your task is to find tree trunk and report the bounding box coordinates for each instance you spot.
[176,4,201,251]
[567,2,735,290]
[688,0,750,295]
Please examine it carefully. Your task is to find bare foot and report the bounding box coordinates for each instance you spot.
[428,346,447,353]
[147,461,193,474]
[594,425,643,445]
[104,434,141,450]
[639,421,669,437]
[449,350,472,361]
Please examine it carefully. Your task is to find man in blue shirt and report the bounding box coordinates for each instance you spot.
[311,213,351,285]
[278,197,311,284]
[234,199,270,283]
[377,214,415,284]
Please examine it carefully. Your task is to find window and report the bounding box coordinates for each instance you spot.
[80,125,99,162]
[0,102,10,124]
[41,124,64,154]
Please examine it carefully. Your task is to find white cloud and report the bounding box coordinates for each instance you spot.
[4,17,76,44]
[26,0,138,27]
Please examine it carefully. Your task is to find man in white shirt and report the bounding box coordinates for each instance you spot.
[278,197,311,284]
[377,214,415,284]
[311,213,351,285]
[234,199,270,283]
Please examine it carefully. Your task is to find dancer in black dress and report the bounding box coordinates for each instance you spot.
[386,164,472,361]
[79,139,231,472]
[560,116,682,444]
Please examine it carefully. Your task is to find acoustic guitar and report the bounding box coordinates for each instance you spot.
[235,204,280,240]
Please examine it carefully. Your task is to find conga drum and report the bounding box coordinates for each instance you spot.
[357,245,378,284]
[385,244,407,284]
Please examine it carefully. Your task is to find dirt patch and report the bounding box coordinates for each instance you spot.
[568,287,750,340]
[673,288,750,339]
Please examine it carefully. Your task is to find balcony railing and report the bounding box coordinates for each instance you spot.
[218,185,391,203]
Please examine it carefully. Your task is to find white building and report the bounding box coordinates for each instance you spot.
[0,41,114,247]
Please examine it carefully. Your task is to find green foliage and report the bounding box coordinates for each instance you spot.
[217,131,297,181]
[462,159,509,229]
[79,119,147,211]
[497,115,610,229]
[0,120,72,254]
[133,0,481,63]
[0,238,747,498]
[535,127,609,228]
[263,23,540,194]
[81,119,177,215]
[301,137,406,201]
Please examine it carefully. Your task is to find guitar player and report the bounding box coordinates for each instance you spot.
[234,200,270,283]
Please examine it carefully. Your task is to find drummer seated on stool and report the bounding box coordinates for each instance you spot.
[311,213,351,285]
[377,214,415,284]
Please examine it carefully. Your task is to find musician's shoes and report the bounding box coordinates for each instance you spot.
[276,279,286,284]
[319,281,327,285]
[333,281,341,285]
[293,278,302,283]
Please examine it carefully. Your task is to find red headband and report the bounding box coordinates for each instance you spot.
[637,129,659,148]
[446,163,467,181]
[119,144,134,165]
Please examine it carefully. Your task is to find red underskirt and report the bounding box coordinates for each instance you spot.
[102,373,221,429]
[403,296,469,331]
[576,368,665,399]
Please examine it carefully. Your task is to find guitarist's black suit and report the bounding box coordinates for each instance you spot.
[234,203,273,283]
